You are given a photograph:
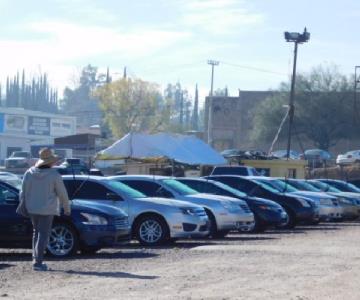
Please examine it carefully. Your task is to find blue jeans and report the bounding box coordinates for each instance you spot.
[30,215,54,265]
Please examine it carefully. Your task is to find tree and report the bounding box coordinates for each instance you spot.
[251,64,354,150]
[95,78,171,138]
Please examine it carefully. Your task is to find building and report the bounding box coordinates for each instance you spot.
[0,107,76,162]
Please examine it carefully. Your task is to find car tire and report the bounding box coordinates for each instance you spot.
[204,209,218,238]
[80,246,101,255]
[47,222,79,257]
[212,230,230,238]
[134,214,169,246]
[277,208,296,229]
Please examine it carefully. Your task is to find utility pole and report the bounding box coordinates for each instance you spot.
[284,28,310,159]
[354,66,360,125]
[207,60,219,146]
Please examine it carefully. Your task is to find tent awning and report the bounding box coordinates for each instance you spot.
[96,132,226,165]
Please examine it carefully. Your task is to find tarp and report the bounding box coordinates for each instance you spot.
[96,132,226,165]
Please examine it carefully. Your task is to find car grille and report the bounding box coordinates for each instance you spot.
[239,204,251,213]
[113,217,129,229]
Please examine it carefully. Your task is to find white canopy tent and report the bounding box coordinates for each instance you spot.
[97,132,226,165]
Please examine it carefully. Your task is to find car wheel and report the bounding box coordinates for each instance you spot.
[212,230,230,238]
[80,246,101,255]
[204,209,218,238]
[276,208,296,229]
[134,215,169,246]
[47,223,79,257]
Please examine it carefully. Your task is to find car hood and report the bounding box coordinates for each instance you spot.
[188,193,246,205]
[137,197,204,209]
[290,191,336,200]
[327,192,360,199]
[6,157,27,161]
[71,199,127,217]
[246,196,283,207]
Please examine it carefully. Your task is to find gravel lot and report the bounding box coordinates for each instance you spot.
[1,222,360,300]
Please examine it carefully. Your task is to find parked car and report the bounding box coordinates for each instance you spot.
[110,175,255,238]
[5,151,36,169]
[0,180,131,257]
[0,172,22,189]
[258,177,340,222]
[271,150,301,160]
[307,180,360,220]
[336,150,360,165]
[205,175,318,229]
[301,149,332,168]
[210,166,260,176]
[62,176,210,245]
[318,179,360,194]
[177,177,288,232]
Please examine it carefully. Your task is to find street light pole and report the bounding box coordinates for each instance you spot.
[284,28,310,160]
[207,60,219,146]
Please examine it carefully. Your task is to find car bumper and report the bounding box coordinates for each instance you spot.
[80,225,131,247]
[296,207,318,223]
[255,209,288,227]
[340,205,359,219]
[169,215,210,238]
[319,205,343,221]
[216,211,255,232]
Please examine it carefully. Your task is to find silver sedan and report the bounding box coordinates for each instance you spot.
[62,176,209,246]
[110,175,255,238]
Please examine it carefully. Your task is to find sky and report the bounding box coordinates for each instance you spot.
[1,0,360,105]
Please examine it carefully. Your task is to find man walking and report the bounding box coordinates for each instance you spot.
[20,148,71,271]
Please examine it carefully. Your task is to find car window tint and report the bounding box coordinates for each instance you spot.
[75,181,110,199]
[123,180,162,197]
[0,184,17,204]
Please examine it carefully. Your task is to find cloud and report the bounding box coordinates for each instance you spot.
[181,0,264,34]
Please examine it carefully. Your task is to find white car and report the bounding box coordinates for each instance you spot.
[336,150,360,165]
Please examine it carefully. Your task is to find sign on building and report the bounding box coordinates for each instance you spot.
[28,116,51,136]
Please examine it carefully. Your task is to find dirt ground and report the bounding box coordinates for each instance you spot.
[1,222,360,300]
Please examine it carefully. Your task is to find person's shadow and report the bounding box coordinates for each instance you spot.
[52,269,159,279]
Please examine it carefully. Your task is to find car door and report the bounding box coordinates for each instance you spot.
[0,184,32,246]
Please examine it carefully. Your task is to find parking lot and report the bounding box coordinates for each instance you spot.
[1,221,360,300]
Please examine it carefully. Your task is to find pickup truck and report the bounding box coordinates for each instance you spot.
[5,151,36,169]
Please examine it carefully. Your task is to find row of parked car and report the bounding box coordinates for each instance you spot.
[1,171,360,258]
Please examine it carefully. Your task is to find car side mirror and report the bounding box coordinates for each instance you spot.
[106,192,123,201]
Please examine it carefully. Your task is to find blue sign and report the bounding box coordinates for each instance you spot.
[28,116,50,136]
[0,113,4,133]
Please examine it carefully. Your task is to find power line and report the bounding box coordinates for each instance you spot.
[219,61,287,76]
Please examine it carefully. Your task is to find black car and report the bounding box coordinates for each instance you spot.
[0,181,131,257]
[177,177,288,232]
[205,175,317,229]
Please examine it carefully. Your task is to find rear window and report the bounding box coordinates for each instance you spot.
[212,167,250,176]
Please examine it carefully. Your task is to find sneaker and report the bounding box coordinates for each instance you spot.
[33,263,48,271]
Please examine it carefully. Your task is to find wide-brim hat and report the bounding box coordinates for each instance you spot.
[35,148,60,167]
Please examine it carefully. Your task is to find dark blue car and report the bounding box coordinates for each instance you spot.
[0,180,131,257]
[177,177,288,232]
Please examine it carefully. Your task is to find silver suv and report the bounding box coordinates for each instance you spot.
[110,175,255,238]
[62,176,209,246]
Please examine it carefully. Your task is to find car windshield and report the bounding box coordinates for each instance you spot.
[163,179,197,196]
[289,180,321,192]
[256,179,298,193]
[253,180,280,194]
[325,181,360,193]
[309,181,341,192]
[106,180,147,198]
[12,151,29,158]
[212,181,248,197]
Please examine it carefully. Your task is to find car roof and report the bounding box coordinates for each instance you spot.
[62,175,106,181]
[109,175,172,180]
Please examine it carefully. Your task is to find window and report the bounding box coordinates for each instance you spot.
[162,179,197,196]
[106,180,146,198]
[0,184,18,204]
[122,180,167,197]
[65,180,112,200]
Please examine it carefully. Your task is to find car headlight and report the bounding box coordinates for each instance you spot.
[320,199,333,206]
[296,198,311,207]
[180,208,198,216]
[80,213,108,225]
